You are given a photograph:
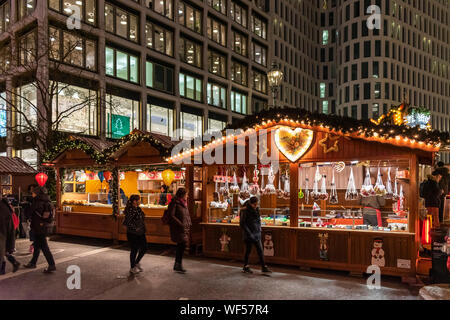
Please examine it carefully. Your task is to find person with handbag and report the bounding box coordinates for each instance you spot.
[123,195,147,275]
[23,187,56,273]
[168,188,191,273]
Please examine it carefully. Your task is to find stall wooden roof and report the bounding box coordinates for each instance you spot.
[0,157,36,175]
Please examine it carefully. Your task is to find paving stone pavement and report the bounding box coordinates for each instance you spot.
[0,235,422,300]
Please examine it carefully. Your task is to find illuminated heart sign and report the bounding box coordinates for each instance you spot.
[274,126,314,162]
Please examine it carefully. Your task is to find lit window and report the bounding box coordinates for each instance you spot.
[179,38,202,68]
[181,112,203,139]
[251,15,267,39]
[0,44,11,73]
[178,2,202,33]
[145,22,173,56]
[106,94,139,138]
[105,47,139,84]
[50,0,96,25]
[147,104,174,137]
[320,83,326,98]
[146,61,174,93]
[207,17,226,46]
[231,31,247,57]
[231,61,247,86]
[207,0,226,15]
[208,118,226,133]
[19,30,36,65]
[252,43,267,66]
[105,3,138,42]
[0,1,10,34]
[231,90,247,114]
[252,70,267,93]
[179,73,202,102]
[322,101,328,114]
[18,0,35,20]
[16,148,38,169]
[146,0,173,19]
[322,30,329,45]
[207,82,226,108]
[208,50,227,77]
[0,92,6,137]
[16,83,37,133]
[230,2,247,27]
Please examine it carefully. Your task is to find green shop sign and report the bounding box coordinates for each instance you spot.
[111,114,130,138]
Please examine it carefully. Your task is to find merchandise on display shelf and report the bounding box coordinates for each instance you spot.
[329,170,338,204]
[304,175,310,203]
[360,167,375,197]
[319,174,329,200]
[263,165,277,194]
[230,172,240,194]
[240,172,249,193]
[219,170,230,197]
[283,172,290,198]
[392,168,399,200]
[249,165,260,196]
[385,167,393,199]
[345,166,358,200]
[311,166,322,201]
[374,167,387,196]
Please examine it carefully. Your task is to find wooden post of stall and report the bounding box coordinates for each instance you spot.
[409,153,419,275]
[289,163,299,228]
[55,166,61,232]
[112,166,120,242]
[186,164,195,218]
[201,165,208,223]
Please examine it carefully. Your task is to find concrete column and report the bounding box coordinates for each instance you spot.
[173,0,181,139]
[140,8,147,131]
[202,4,208,133]
[98,0,107,138]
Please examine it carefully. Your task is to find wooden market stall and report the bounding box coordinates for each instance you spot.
[0,156,36,196]
[169,107,449,279]
[46,131,202,246]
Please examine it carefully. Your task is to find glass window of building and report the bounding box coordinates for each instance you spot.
[373,61,379,78]
[251,15,267,39]
[0,1,10,34]
[207,17,226,46]
[145,22,173,56]
[51,82,97,135]
[179,38,202,68]
[16,148,38,169]
[353,42,359,59]
[105,47,139,83]
[351,105,357,119]
[16,83,37,132]
[353,84,360,100]
[18,0,35,20]
[104,3,138,42]
[106,94,139,138]
[178,2,202,33]
[364,82,370,99]
[207,82,226,108]
[19,30,36,65]
[351,64,357,80]
[361,62,368,78]
[322,101,328,114]
[179,73,202,102]
[319,83,326,98]
[253,97,267,113]
[208,117,226,133]
[252,42,267,66]
[322,30,329,45]
[374,82,381,99]
[231,60,247,86]
[0,44,11,73]
[230,2,247,27]
[207,0,226,15]
[146,61,174,93]
[361,104,368,119]
[49,27,97,71]
[181,111,203,139]
[208,50,227,78]
[231,31,247,57]
[50,0,96,25]
[0,91,7,137]
[147,104,174,137]
[372,103,379,119]
[231,90,247,114]
[147,0,173,19]
[364,40,371,57]
[252,70,267,94]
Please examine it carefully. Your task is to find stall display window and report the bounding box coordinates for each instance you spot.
[147,104,174,137]
[0,174,12,195]
[106,94,139,138]
[64,170,86,193]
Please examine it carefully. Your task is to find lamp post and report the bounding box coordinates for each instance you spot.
[267,62,283,109]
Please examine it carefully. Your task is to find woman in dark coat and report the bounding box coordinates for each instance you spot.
[168,188,191,273]
[23,187,56,273]
[123,195,147,274]
[0,196,16,274]
[239,196,271,274]
[0,197,20,274]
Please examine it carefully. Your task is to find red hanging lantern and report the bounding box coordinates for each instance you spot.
[103,171,112,181]
[35,172,48,187]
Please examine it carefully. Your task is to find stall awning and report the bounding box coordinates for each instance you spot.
[0,157,36,175]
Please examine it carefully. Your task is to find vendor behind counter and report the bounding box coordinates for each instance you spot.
[360,195,386,226]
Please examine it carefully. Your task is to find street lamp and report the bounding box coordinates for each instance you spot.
[267,62,283,109]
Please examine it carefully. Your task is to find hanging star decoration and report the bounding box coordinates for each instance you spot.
[319,133,340,153]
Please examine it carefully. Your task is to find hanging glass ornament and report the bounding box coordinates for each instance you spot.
[277,168,284,198]
[329,170,338,204]
[249,165,260,196]
[360,167,375,197]
[319,175,329,200]
[219,169,230,197]
[230,171,240,194]
[283,171,290,199]
[304,173,310,204]
[264,165,277,194]
[311,166,321,201]
[385,167,393,199]
[374,167,387,196]
[392,168,399,200]
[345,166,358,200]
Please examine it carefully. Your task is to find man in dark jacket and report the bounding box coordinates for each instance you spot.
[0,196,16,274]
[422,171,443,229]
[168,188,192,273]
[239,196,271,274]
[23,187,56,273]
[435,162,449,223]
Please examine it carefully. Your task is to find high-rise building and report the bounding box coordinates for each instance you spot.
[0,0,448,166]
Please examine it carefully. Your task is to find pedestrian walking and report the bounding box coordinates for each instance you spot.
[168,188,191,273]
[23,187,56,273]
[0,195,20,274]
[239,196,272,274]
[421,171,443,229]
[434,161,449,223]
[123,194,147,275]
